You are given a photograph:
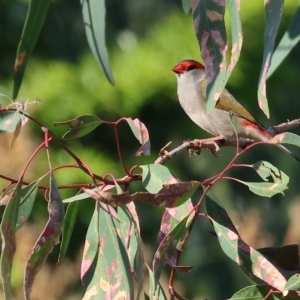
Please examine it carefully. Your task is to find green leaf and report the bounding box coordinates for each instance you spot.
[0,111,27,133]
[16,180,40,230]
[181,0,190,14]
[82,203,133,299]
[271,132,300,148]
[230,285,285,300]
[268,6,300,78]
[81,0,114,84]
[58,201,79,263]
[140,164,178,193]
[284,274,300,292]
[252,161,289,185]
[13,0,51,99]
[24,174,64,300]
[125,118,151,156]
[146,264,167,300]
[225,0,243,82]
[54,114,103,139]
[192,0,227,113]
[239,181,287,197]
[258,0,284,118]
[0,179,23,299]
[206,192,287,291]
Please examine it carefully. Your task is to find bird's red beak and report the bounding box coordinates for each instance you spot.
[172,63,184,74]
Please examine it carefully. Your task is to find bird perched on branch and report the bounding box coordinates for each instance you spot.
[172,59,299,161]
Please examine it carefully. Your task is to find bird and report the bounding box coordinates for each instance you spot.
[172,59,300,161]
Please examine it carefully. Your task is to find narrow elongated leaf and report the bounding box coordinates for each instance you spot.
[146,264,167,300]
[117,204,144,300]
[0,179,23,299]
[125,118,151,156]
[58,201,79,263]
[268,6,300,78]
[16,180,40,230]
[82,203,133,300]
[258,0,284,118]
[81,0,114,84]
[24,174,64,300]
[13,0,51,99]
[239,181,287,197]
[271,132,300,148]
[192,0,227,113]
[54,114,103,139]
[182,0,190,14]
[225,0,242,80]
[206,192,287,291]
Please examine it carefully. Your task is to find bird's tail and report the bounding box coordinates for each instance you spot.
[275,144,300,162]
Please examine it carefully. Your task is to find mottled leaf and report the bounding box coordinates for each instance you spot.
[140,164,178,193]
[153,214,191,286]
[225,0,242,80]
[206,192,287,291]
[24,174,64,300]
[0,111,27,133]
[258,0,284,118]
[192,0,227,113]
[252,161,289,184]
[0,179,22,299]
[82,203,133,300]
[271,132,300,148]
[13,0,51,99]
[81,0,114,84]
[117,203,144,300]
[268,6,300,78]
[58,201,79,263]
[125,118,151,156]
[54,114,103,139]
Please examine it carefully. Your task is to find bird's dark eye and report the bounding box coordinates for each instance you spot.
[187,65,196,71]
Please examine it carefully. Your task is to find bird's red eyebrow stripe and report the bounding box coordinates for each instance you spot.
[240,120,271,139]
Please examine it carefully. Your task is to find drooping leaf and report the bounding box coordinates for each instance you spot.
[125,118,151,156]
[238,181,287,197]
[13,0,51,99]
[54,115,103,139]
[24,174,64,300]
[206,192,287,291]
[81,0,114,84]
[0,111,27,133]
[117,204,144,300]
[16,180,40,230]
[146,264,167,300]
[258,0,284,118]
[58,201,79,263]
[0,179,22,299]
[82,203,133,300]
[140,164,178,193]
[153,214,191,286]
[267,6,300,78]
[181,0,190,14]
[81,207,99,286]
[225,0,242,81]
[192,0,227,113]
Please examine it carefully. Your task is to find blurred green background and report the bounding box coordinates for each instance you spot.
[1,0,300,299]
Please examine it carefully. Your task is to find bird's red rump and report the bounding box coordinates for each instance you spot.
[240,119,271,139]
